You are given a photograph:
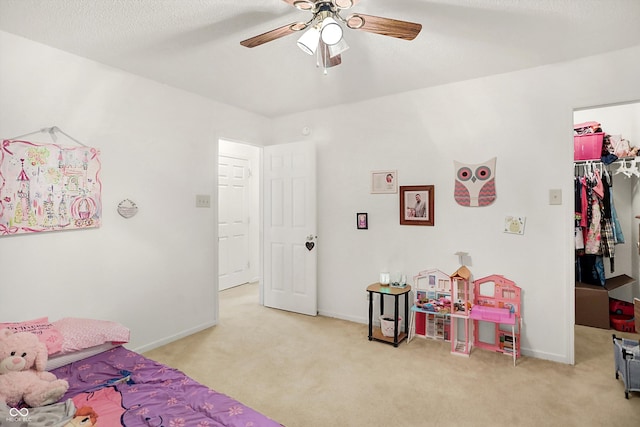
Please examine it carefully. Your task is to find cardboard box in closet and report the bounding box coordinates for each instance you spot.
[575,275,635,329]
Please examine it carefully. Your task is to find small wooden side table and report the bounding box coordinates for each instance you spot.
[367,283,412,347]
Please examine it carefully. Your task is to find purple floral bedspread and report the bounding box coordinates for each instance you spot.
[52,346,282,427]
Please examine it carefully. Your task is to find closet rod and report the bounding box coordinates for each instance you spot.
[573,156,638,166]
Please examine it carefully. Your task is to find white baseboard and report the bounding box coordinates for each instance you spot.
[132,321,217,354]
[317,310,367,325]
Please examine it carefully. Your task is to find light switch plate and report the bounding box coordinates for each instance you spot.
[549,189,562,205]
[195,194,211,208]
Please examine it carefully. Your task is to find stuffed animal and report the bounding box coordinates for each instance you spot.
[0,328,69,407]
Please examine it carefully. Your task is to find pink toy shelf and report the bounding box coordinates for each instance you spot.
[471,275,522,366]
[469,306,515,324]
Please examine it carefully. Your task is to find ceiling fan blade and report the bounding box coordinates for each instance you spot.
[240,22,303,48]
[347,14,422,40]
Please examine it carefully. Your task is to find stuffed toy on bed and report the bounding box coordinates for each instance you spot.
[0,328,69,407]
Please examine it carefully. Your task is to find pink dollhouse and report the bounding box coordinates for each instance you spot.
[408,269,451,342]
[470,274,522,366]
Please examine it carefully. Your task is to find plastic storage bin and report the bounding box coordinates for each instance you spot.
[574,133,604,161]
[610,298,634,316]
[379,315,402,337]
[610,314,636,333]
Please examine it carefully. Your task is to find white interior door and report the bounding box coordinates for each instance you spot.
[218,154,252,290]
[263,141,317,316]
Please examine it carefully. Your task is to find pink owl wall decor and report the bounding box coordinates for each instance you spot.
[453,157,497,207]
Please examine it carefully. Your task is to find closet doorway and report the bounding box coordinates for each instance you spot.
[218,139,260,291]
[573,101,640,356]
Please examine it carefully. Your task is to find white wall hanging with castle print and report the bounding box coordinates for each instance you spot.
[0,132,101,236]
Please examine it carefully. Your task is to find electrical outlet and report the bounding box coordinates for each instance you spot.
[195,194,211,208]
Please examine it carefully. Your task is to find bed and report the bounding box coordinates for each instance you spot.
[1,317,283,427]
[51,345,283,427]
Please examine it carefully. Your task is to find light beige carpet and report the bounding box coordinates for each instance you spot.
[144,282,640,427]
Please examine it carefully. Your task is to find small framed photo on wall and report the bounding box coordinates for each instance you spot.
[371,170,397,194]
[357,212,368,229]
[400,185,434,226]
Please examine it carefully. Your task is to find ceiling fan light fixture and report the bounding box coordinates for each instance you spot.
[293,0,314,11]
[297,26,320,55]
[290,22,308,32]
[335,0,354,9]
[241,0,422,73]
[328,38,349,58]
[320,17,343,45]
[345,14,365,29]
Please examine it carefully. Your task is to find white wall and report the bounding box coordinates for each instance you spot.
[2,29,639,365]
[0,31,271,352]
[272,45,640,363]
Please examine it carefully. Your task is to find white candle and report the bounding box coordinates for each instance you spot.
[380,272,390,285]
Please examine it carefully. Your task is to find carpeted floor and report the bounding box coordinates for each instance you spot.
[144,282,640,427]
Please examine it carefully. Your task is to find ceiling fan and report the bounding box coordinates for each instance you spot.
[240,0,422,72]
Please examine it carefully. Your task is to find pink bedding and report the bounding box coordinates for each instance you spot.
[52,346,282,427]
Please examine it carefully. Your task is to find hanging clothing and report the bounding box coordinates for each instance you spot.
[582,175,592,231]
[600,170,611,219]
[604,171,626,244]
[578,254,605,286]
[592,169,604,199]
[599,170,615,271]
[601,218,615,271]
[575,226,585,250]
[610,190,625,244]
[585,194,602,255]
[574,160,627,283]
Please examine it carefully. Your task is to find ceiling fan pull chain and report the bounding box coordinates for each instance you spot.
[323,43,329,75]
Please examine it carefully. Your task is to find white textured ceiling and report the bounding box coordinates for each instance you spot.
[1,0,639,118]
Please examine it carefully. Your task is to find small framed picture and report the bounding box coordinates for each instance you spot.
[504,215,526,235]
[357,212,368,229]
[371,170,397,194]
[400,185,434,226]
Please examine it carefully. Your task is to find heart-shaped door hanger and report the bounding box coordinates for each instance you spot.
[305,234,316,251]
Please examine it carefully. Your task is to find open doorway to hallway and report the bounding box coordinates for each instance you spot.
[218,139,260,291]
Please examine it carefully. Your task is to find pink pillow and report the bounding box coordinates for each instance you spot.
[0,317,64,355]
[52,318,130,354]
